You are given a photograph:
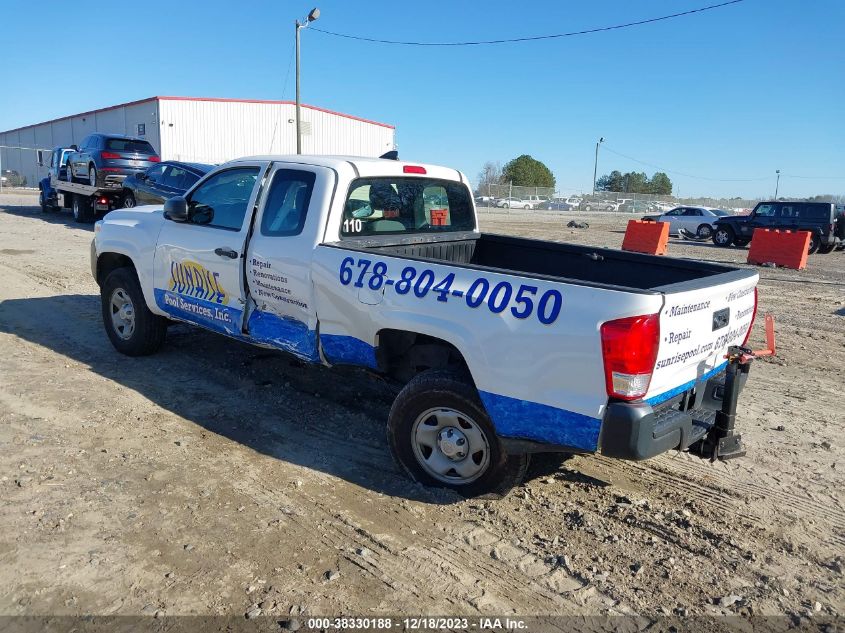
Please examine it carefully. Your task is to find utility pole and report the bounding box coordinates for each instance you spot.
[774,169,781,199]
[295,8,321,155]
[592,137,604,196]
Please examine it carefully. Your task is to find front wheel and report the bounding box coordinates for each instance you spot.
[101,268,167,356]
[696,224,713,239]
[88,165,98,187]
[712,226,735,247]
[584,204,592,211]
[387,370,529,498]
[39,189,53,213]
[122,190,136,208]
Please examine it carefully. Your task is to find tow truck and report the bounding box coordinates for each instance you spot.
[38,147,125,223]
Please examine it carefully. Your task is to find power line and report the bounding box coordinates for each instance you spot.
[602,145,770,182]
[311,0,746,46]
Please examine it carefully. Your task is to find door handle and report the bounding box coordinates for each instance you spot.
[214,247,238,259]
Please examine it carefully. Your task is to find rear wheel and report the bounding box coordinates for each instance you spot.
[807,233,820,255]
[88,165,98,187]
[584,204,592,211]
[71,194,94,223]
[387,370,529,499]
[122,190,136,208]
[101,268,167,356]
[696,223,713,239]
[713,226,735,247]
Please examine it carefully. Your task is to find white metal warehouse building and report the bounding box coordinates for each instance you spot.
[0,96,396,187]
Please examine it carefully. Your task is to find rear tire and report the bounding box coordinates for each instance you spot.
[71,194,94,223]
[807,233,820,255]
[88,165,97,187]
[387,370,529,499]
[584,204,593,211]
[101,268,167,356]
[713,226,735,247]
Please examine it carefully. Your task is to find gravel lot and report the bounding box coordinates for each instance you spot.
[1,191,842,622]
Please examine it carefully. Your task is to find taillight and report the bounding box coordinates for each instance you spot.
[100,151,121,159]
[403,165,426,174]
[148,156,161,163]
[742,287,758,346]
[600,314,660,401]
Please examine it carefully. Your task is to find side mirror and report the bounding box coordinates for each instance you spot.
[70,144,78,151]
[137,172,147,181]
[163,197,189,222]
[37,150,44,167]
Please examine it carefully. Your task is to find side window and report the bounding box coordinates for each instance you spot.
[145,165,166,184]
[665,208,682,216]
[754,204,776,217]
[186,167,259,230]
[778,204,797,218]
[79,136,90,149]
[162,166,191,190]
[423,184,450,225]
[260,169,316,237]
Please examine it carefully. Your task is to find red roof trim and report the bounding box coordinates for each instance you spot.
[155,96,395,129]
[0,95,394,134]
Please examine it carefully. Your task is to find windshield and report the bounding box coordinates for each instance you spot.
[341,177,475,237]
[106,138,157,155]
[711,209,731,216]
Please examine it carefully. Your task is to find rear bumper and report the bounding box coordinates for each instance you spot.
[599,369,746,460]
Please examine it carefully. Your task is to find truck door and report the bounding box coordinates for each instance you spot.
[243,164,329,361]
[152,163,267,337]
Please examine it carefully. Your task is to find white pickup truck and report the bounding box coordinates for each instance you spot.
[91,155,760,497]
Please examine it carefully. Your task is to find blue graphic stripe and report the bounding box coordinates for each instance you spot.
[645,361,728,406]
[320,334,378,369]
[154,288,242,336]
[247,310,320,362]
[478,391,602,452]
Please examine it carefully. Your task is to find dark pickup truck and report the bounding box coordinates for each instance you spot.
[712,201,845,254]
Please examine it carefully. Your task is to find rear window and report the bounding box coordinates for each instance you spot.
[341,177,475,237]
[798,203,830,220]
[105,138,157,155]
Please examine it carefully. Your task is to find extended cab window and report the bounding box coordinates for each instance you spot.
[260,169,316,237]
[186,167,259,231]
[341,177,474,237]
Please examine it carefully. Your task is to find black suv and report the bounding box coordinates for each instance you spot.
[712,201,845,254]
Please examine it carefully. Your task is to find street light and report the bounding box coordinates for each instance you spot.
[295,7,320,155]
[774,169,781,199]
[592,137,604,196]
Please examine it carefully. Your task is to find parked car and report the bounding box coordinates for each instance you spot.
[495,197,532,209]
[641,206,731,238]
[618,200,654,214]
[474,195,495,207]
[541,198,575,211]
[580,199,619,212]
[526,195,550,206]
[1,169,24,187]
[91,154,760,496]
[121,161,213,208]
[712,201,845,253]
[65,133,160,189]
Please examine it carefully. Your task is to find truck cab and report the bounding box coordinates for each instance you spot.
[38,147,73,212]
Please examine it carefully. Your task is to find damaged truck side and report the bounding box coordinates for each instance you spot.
[91,155,759,497]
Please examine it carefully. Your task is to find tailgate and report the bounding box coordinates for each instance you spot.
[646,272,758,405]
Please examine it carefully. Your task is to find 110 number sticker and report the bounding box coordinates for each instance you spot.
[339,256,562,325]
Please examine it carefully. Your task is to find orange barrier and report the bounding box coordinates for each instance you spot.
[621,220,670,255]
[746,229,810,270]
[430,209,448,226]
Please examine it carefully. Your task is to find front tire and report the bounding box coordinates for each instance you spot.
[713,226,735,247]
[101,268,167,356]
[39,189,53,213]
[584,204,592,211]
[696,224,713,239]
[88,165,98,187]
[122,190,136,208]
[387,370,529,498]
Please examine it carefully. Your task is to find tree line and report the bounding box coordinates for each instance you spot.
[596,170,673,195]
[477,155,556,190]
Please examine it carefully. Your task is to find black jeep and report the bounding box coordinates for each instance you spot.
[712,201,845,254]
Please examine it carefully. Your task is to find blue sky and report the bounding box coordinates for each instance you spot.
[2,0,843,198]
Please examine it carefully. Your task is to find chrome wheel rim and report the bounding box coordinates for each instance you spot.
[715,230,729,244]
[89,167,96,186]
[411,407,491,485]
[698,225,713,238]
[110,288,136,340]
[124,194,135,208]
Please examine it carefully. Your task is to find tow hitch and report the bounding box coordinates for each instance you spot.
[690,314,776,462]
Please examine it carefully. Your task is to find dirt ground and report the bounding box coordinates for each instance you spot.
[0,191,842,623]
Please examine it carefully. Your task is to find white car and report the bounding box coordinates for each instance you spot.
[645,206,732,238]
[91,155,759,496]
[495,197,532,209]
[580,199,619,212]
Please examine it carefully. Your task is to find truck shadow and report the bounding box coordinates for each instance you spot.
[0,293,573,504]
[0,204,95,231]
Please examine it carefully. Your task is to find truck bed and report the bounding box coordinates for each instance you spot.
[355,233,752,293]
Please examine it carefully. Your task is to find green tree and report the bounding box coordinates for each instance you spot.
[501,154,555,188]
[648,172,673,195]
